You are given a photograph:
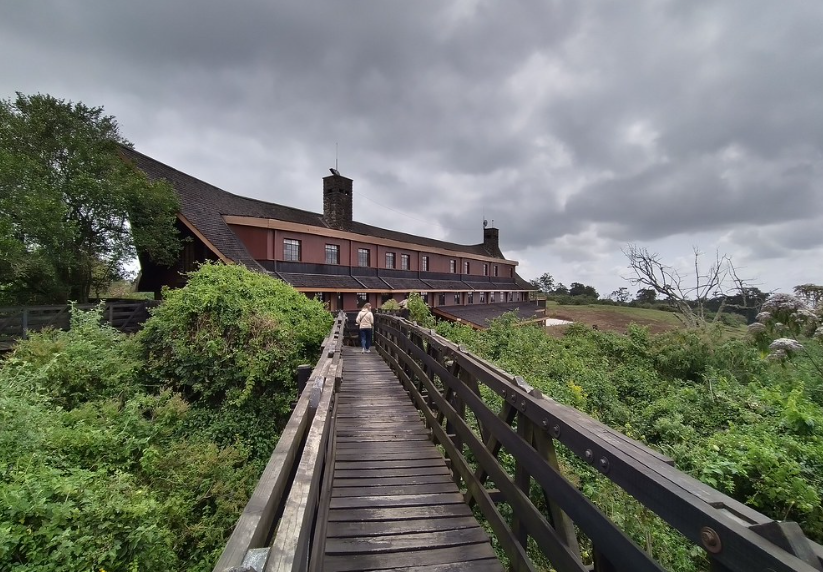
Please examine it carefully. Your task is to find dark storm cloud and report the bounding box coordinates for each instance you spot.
[2,0,822,291]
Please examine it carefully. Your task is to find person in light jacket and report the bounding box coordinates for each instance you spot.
[355,303,374,353]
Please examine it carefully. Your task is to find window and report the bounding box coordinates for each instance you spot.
[284,239,301,261]
[483,264,488,276]
[454,293,460,304]
[325,244,340,265]
[356,292,368,307]
[438,293,446,306]
[381,293,393,304]
[491,292,496,303]
[422,293,429,304]
[479,292,486,303]
[422,256,429,272]
[494,265,499,277]
[449,260,456,273]
[358,248,370,267]
[463,261,469,274]
[510,268,514,277]
[468,292,474,304]
[401,254,410,270]
[385,252,395,269]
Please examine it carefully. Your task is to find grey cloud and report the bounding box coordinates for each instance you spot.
[2,0,823,294]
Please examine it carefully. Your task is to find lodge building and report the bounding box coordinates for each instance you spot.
[124,147,535,312]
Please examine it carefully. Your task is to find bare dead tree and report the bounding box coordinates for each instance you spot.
[622,244,756,327]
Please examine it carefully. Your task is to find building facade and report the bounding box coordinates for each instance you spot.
[124,147,535,311]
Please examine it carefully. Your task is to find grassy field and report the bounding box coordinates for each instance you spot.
[543,303,685,334]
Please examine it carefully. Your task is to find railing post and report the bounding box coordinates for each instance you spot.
[21,308,28,339]
[512,412,532,551]
[297,364,312,396]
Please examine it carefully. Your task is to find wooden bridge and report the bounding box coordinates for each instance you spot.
[213,312,823,572]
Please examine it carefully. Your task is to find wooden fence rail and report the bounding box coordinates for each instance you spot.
[373,313,823,572]
[0,301,160,349]
[212,312,345,572]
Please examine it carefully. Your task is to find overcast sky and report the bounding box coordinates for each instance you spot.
[2,1,821,298]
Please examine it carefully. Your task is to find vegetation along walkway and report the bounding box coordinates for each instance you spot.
[320,346,503,572]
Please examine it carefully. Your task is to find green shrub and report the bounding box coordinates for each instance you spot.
[0,289,311,571]
[139,262,332,405]
[0,362,257,572]
[407,292,435,328]
[2,303,141,409]
[434,309,823,564]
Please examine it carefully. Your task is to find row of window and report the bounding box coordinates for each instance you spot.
[354,292,520,306]
[284,238,502,275]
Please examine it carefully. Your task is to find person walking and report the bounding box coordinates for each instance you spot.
[355,302,374,353]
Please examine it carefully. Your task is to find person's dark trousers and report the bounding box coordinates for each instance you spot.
[360,328,373,351]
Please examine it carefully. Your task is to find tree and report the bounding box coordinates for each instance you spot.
[794,284,823,309]
[553,282,569,295]
[0,93,180,304]
[569,282,599,298]
[635,288,657,304]
[623,244,754,327]
[609,287,630,303]
[529,272,555,294]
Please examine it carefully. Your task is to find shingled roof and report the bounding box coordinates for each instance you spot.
[121,146,508,265]
[434,302,546,329]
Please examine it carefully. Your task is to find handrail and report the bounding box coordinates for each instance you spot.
[373,313,823,572]
[212,312,345,572]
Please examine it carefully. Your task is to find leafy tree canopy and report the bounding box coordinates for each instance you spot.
[609,287,630,303]
[529,272,555,294]
[635,288,658,303]
[795,284,823,309]
[569,281,599,298]
[0,92,180,304]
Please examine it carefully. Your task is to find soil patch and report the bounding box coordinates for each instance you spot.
[543,306,680,336]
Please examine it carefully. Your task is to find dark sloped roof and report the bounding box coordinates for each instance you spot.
[121,146,509,265]
[423,279,471,290]
[435,302,545,329]
[464,280,494,289]
[276,273,365,289]
[381,277,432,290]
[348,221,496,259]
[513,273,535,291]
[353,276,392,290]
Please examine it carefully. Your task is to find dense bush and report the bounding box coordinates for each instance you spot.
[140,263,332,404]
[1,264,334,571]
[138,263,332,462]
[436,312,823,570]
[0,311,255,571]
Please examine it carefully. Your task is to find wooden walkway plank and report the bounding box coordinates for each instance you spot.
[320,346,503,572]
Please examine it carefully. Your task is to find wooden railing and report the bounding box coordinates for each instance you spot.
[374,313,823,572]
[0,300,159,349]
[212,311,345,572]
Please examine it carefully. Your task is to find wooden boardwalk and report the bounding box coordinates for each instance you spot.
[321,346,503,572]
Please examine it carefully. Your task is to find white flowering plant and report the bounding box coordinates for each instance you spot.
[749,293,823,377]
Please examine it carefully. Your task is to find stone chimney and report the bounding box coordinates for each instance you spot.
[323,172,353,231]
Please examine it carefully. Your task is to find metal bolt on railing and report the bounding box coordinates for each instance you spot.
[700,526,722,554]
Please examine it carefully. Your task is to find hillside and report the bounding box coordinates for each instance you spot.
[544,303,684,335]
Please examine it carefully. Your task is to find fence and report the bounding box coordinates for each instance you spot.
[0,300,159,350]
